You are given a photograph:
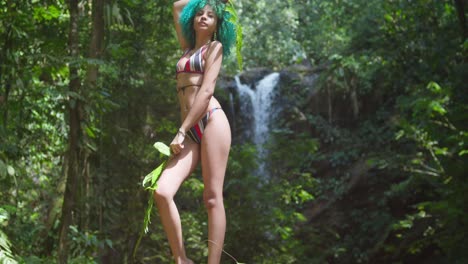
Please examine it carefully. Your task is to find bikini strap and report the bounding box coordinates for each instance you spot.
[207,107,221,119]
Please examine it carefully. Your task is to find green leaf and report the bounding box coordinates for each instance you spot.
[293,212,307,222]
[429,101,446,115]
[0,208,9,224]
[135,141,172,257]
[153,142,170,157]
[142,160,167,190]
[225,2,243,71]
[298,189,314,202]
[0,230,18,264]
[395,130,405,140]
[48,5,61,19]
[434,147,448,156]
[6,166,15,176]
[384,14,394,23]
[105,239,113,249]
[85,126,96,138]
[427,81,441,93]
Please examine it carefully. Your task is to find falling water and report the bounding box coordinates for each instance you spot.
[235,72,280,177]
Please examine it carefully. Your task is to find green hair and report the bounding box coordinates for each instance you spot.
[179,0,236,58]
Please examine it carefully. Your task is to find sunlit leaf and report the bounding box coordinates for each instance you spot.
[225,2,243,71]
[153,142,170,157]
[0,230,18,264]
[142,160,166,190]
[85,126,96,138]
[434,147,448,156]
[6,166,14,176]
[427,81,441,93]
[429,101,446,115]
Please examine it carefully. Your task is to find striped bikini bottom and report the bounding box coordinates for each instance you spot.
[187,107,222,144]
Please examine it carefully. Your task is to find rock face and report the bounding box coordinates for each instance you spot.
[217,68,277,144]
[216,61,388,190]
[218,62,385,142]
[217,65,322,143]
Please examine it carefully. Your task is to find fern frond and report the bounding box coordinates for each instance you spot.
[0,229,18,264]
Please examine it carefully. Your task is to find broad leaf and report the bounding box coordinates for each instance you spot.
[153,142,170,157]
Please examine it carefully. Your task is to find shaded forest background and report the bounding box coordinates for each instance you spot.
[1,0,467,263]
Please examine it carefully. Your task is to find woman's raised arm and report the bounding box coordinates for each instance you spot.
[173,0,190,50]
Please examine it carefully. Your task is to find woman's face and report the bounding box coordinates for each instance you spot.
[193,5,218,36]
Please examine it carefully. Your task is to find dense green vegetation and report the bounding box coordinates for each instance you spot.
[1,0,466,263]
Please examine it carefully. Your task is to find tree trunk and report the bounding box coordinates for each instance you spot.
[326,77,333,124]
[39,156,67,256]
[87,0,105,87]
[350,76,359,120]
[454,0,467,39]
[81,0,105,231]
[1,0,13,128]
[57,0,81,262]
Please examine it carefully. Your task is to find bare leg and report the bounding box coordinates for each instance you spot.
[201,111,231,264]
[154,139,200,264]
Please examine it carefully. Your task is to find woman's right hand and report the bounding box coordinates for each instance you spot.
[170,130,186,155]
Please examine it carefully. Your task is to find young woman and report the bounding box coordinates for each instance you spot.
[153,0,236,263]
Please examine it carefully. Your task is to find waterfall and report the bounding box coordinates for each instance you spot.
[235,72,280,177]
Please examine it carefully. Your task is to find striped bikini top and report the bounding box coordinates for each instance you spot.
[176,44,209,75]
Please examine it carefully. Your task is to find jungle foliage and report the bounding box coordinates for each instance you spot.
[0,0,466,263]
